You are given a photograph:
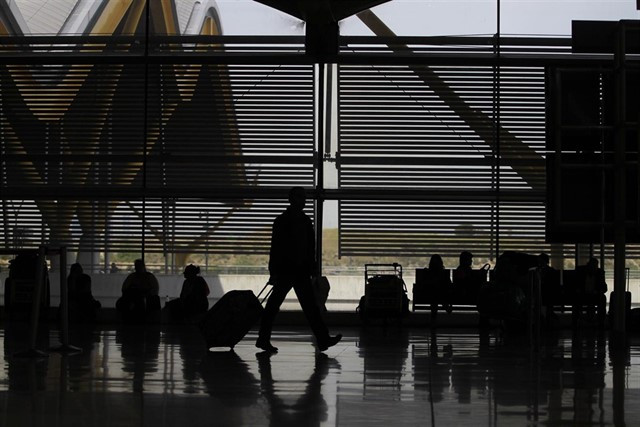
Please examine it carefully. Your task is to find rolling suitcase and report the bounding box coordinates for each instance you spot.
[199,284,272,349]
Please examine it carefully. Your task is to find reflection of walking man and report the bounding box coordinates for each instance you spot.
[256,187,341,353]
[257,351,339,426]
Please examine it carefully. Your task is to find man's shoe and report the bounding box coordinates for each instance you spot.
[318,334,342,352]
[256,339,278,353]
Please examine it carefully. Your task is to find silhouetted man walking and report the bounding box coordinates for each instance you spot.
[256,187,341,353]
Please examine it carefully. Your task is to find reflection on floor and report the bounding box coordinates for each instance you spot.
[0,323,639,426]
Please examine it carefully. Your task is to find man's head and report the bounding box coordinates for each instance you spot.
[429,254,444,270]
[538,252,550,268]
[288,186,307,211]
[134,259,145,273]
[69,263,83,276]
[184,264,200,278]
[587,257,599,271]
[459,251,473,268]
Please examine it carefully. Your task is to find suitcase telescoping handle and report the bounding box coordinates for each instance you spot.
[256,282,273,305]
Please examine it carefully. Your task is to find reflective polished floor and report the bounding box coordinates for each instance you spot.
[1,322,639,426]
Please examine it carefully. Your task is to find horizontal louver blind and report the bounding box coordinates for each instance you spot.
[337,63,640,260]
[338,64,497,258]
[339,199,496,257]
[0,63,145,193]
[0,60,315,253]
[497,66,548,255]
[337,64,576,259]
[338,65,494,189]
[0,198,308,253]
[145,64,315,190]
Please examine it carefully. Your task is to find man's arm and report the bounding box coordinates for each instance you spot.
[122,274,132,293]
[149,273,160,295]
[269,216,284,277]
[598,270,608,294]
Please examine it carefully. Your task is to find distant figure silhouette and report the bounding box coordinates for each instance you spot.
[109,262,119,274]
[70,273,101,322]
[573,257,607,328]
[426,254,452,319]
[256,187,341,353]
[116,259,161,322]
[166,264,210,321]
[60,262,92,321]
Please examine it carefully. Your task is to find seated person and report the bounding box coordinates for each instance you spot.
[452,251,483,302]
[67,262,84,299]
[166,264,210,321]
[425,254,452,317]
[69,273,102,322]
[116,259,160,322]
[573,257,607,327]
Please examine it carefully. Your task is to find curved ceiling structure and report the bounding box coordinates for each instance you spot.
[1,0,248,263]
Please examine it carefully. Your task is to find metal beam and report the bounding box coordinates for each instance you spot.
[60,0,109,35]
[0,0,27,35]
[253,0,390,21]
[0,186,544,202]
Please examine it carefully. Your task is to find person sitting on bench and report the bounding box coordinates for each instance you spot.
[425,254,452,319]
[166,264,210,322]
[117,259,161,322]
[453,251,481,303]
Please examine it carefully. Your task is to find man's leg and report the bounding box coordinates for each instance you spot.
[257,282,292,350]
[293,276,331,344]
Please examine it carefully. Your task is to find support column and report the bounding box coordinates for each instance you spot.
[612,23,627,335]
[315,63,326,278]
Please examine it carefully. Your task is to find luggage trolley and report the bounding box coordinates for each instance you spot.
[363,263,406,322]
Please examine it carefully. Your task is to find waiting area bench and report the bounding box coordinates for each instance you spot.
[412,268,487,313]
[412,261,610,327]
